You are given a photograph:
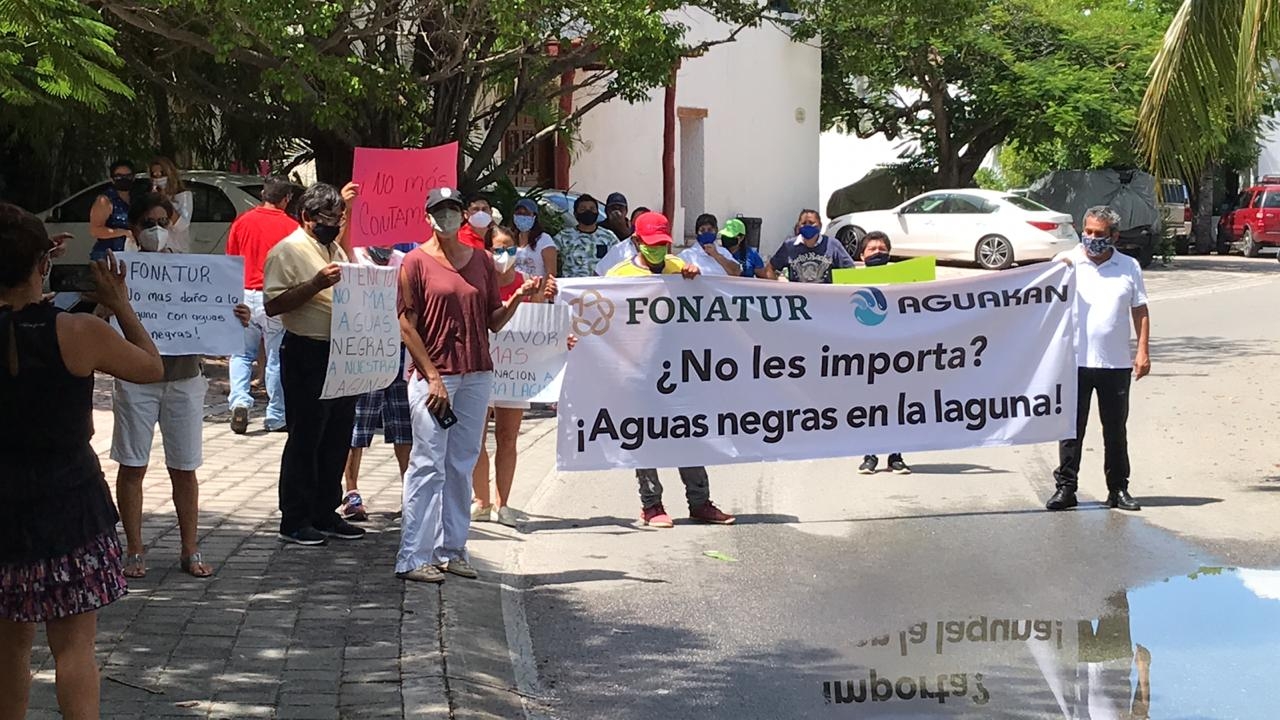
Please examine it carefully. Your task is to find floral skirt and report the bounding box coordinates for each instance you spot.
[0,531,127,623]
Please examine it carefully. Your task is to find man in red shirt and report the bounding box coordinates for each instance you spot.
[226,177,299,433]
[457,194,493,250]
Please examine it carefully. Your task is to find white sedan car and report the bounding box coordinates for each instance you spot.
[41,171,266,265]
[825,189,1078,270]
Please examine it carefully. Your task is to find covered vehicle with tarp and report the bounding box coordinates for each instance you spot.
[1027,168,1160,267]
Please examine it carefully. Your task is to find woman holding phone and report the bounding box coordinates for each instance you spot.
[395,188,546,584]
[0,203,163,719]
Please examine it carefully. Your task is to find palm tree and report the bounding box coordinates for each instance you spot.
[1137,0,1277,180]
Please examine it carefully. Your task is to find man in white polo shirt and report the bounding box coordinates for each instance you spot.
[1046,205,1151,512]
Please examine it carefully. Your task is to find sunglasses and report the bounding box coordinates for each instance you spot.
[492,247,517,256]
[141,217,170,229]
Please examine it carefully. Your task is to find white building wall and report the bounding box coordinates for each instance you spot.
[570,10,820,256]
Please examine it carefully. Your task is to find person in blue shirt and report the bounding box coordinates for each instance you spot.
[766,208,855,283]
[719,218,766,278]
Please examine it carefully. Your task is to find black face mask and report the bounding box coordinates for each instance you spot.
[112,178,133,192]
[575,211,598,227]
[367,246,393,265]
[312,223,341,246]
[864,252,891,267]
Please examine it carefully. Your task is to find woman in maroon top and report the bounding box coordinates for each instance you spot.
[394,188,544,584]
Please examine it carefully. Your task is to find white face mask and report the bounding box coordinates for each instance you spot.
[493,251,516,273]
[153,176,169,190]
[430,208,463,235]
[139,226,170,252]
[468,210,492,230]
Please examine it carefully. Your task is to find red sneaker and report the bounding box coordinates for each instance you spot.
[640,504,674,528]
[690,501,736,525]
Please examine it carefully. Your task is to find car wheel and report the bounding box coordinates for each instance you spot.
[837,225,865,260]
[1243,228,1260,257]
[1137,246,1155,268]
[1174,235,1190,255]
[975,234,1014,270]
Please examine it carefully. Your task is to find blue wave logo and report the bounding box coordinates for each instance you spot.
[850,288,889,326]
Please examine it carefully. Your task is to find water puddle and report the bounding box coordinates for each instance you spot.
[822,567,1280,718]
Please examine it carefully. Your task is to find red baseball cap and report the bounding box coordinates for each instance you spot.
[633,211,674,246]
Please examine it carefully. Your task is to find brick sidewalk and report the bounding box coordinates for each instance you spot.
[22,375,541,720]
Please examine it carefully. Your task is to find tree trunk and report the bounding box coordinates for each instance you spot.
[153,86,176,159]
[1192,161,1215,253]
[310,131,354,186]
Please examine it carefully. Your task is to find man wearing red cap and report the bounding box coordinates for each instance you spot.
[606,212,736,527]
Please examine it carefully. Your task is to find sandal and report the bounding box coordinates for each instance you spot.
[122,553,147,579]
[180,552,214,578]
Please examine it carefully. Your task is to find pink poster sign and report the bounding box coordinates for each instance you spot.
[350,142,458,248]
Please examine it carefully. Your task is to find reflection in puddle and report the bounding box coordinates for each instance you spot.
[825,568,1280,718]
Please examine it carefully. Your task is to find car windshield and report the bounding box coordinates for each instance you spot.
[238,184,264,201]
[1002,196,1052,212]
[1161,183,1189,204]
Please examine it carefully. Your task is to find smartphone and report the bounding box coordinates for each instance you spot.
[50,264,96,293]
[432,405,458,429]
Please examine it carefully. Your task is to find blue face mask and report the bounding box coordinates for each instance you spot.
[696,231,717,245]
[514,215,536,233]
[799,225,820,240]
[1082,234,1114,257]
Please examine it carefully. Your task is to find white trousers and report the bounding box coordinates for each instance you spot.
[396,372,491,572]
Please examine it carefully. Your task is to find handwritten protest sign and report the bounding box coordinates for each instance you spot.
[832,256,936,285]
[556,264,1076,470]
[489,303,571,405]
[349,143,458,248]
[117,252,244,356]
[320,263,400,399]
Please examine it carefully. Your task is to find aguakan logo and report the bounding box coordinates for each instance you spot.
[569,289,615,336]
[849,287,889,326]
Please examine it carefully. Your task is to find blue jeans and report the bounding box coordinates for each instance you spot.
[397,372,491,572]
[228,289,286,429]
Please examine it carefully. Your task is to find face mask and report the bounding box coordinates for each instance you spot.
[513,215,536,233]
[863,251,890,267]
[112,177,132,192]
[468,210,492,230]
[799,225,820,240]
[493,250,517,273]
[1082,234,1114,257]
[430,208,463,235]
[638,244,668,267]
[138,226,170,252]
[367,246,393,265]
[721,237,741,251]
[697,231,717,245]
[311,223,341,246]
[153,176,169,190]
[575,210,598,227]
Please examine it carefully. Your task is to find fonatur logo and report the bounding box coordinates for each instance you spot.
[569,289,615,336]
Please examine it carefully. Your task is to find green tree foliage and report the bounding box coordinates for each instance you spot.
[794,0,1173,189]
[0,0,132,108]
[96,0,766,186]
[1138,0,1280,182]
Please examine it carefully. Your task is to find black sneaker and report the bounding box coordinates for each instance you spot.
[279,527,327,546]
[319,519,366,540]
[858,455,878,474]
[887,454,911,474]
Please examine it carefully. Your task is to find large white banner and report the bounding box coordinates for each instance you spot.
[489,303,571,404]
[117,252,244,356]
[321,263,400,399]
[556,263,1077,471]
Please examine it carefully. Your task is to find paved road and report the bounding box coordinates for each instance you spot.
[500,256,1280,719]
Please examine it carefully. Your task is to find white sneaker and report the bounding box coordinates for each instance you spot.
[471,502,493,522]
[496,506,526,527]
